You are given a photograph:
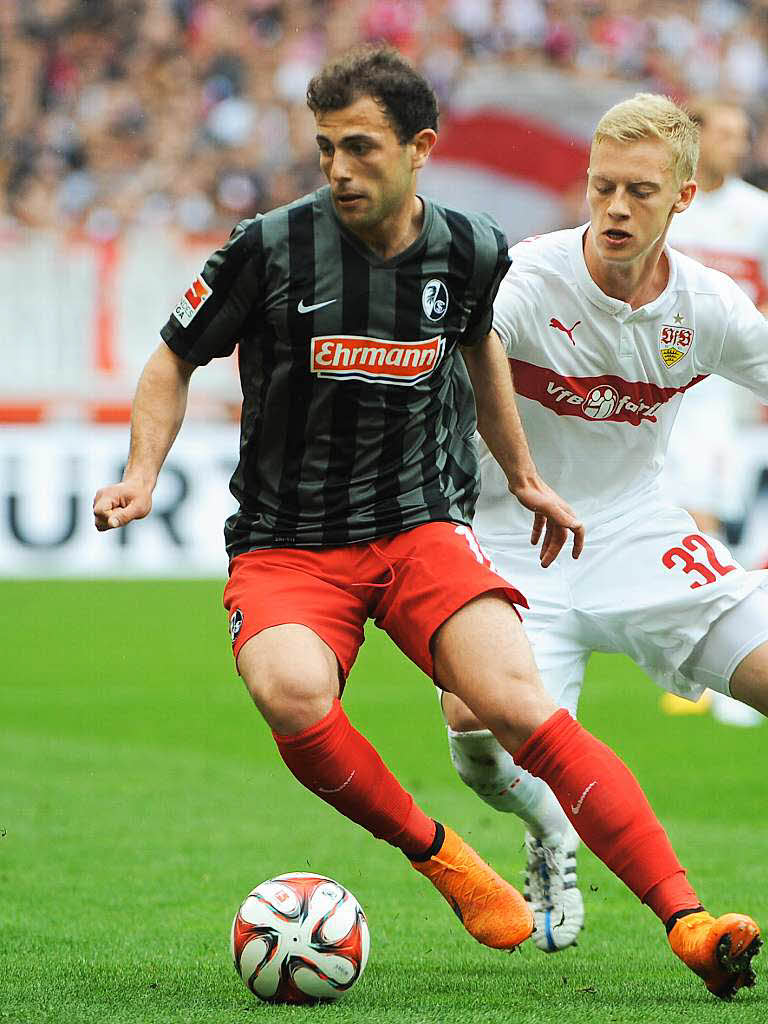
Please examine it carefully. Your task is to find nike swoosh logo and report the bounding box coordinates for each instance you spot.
[571,780,597,815]
[298,298,337,314]
[317,769,355,794]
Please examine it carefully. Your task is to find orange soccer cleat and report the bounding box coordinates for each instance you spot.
[410,825,533,950]
[668,911,762,999]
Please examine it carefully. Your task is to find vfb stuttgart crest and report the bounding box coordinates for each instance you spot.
[658,324,694,367]
[422,279,449,321]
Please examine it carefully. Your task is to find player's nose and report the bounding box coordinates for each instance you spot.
[606,191,630,217]
[329,153,352,183]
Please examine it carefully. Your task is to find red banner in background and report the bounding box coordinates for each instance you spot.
[437,111,589,193]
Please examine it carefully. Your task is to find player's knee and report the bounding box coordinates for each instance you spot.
[247,668,337,734]
[482,680,558,752]
[442,691,485,732]
[238,634,339,733]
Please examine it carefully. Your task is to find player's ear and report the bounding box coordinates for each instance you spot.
[672,179,696,214]
[411,128,437,170]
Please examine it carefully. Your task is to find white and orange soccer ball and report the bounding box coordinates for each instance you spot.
[231,872,370,1005]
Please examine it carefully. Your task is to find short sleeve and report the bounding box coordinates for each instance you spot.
[712,281,768,402]
[491,261,529,356]
[161,217,264,366]
[460,226,512,347]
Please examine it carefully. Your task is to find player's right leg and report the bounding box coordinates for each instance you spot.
[432,593,761,996]
[238,627,531,950]
[223,548,531,950]
[237,623,438,855]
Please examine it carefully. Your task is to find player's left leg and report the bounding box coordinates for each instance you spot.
[378,524,754,995]
[440,552,582,842]
[225,548,532,950]
[677,586,768,717]
[435,594,761,997]
[431,593,695,905]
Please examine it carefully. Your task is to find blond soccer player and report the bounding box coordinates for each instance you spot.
[443,94,766,996]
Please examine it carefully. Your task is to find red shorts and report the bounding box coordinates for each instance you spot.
[222,521,527,680]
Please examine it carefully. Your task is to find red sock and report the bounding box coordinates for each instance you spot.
[515,710,700,924]
[273,698,436,858]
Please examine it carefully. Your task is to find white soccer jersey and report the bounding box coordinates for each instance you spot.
[475,225,768,541]
[667,177,768,306]
[664,178,768,520]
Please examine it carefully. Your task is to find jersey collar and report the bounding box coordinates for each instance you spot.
[568,223,679,322]
[319,185,434,267]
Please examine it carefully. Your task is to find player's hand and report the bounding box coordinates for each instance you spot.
[508,473,584,567]
[93,482,152,532]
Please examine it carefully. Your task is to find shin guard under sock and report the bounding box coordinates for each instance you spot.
[514,709,700,922]
[273,698,436,858]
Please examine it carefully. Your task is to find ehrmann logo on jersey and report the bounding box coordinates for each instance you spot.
[422,279,449,321]
[310,335,445,385]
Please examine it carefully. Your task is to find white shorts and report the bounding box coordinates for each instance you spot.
[480,503,768,711]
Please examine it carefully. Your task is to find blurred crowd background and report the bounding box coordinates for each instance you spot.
[2,0,768,583]
[5,0,768,240]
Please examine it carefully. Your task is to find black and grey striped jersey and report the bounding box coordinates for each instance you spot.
[161,186,510,556]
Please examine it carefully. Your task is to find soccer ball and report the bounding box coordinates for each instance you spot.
[231,872,370,1005]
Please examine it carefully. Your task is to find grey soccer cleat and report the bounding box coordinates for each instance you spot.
[524,825,584,952]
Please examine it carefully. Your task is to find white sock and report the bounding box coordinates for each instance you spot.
[448,727,572,844]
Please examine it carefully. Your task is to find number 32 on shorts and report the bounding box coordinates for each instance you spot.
[661,533,737,589]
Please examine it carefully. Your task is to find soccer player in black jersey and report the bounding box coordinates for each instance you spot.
[94,47,718,970]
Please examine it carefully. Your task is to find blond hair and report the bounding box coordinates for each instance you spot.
[593,93,700,184]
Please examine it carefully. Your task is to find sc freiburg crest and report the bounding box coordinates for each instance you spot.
[422,279,449,321]
[658,324,693,367]
[229,608,244,645]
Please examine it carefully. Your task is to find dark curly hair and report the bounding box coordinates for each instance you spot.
[306,45,439,144]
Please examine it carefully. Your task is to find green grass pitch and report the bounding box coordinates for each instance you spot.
[1,579,766,1024]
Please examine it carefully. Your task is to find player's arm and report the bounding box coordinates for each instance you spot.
[93,343,195,531]
[716,285,768,401]
[94,218,262,532]
[461,330,584,566]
